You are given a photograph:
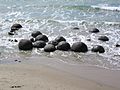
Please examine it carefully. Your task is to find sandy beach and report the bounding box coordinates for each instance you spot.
[0,56,120,90]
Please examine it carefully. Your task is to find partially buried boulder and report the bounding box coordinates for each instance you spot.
[55,36,66,42]
[91,45,105,53]
[44,44,56,52]
[48,40,58,46]
[89,28,99,33]
[71,42,88,52]
[35,35,49,42]
[57,41,71,51]
[33,41,46,48]
[98,36,109,41]
[31,31,42,38]
[11,24,22,32]
[18,39,33,50]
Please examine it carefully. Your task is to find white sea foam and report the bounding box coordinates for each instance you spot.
[91,4,120,11]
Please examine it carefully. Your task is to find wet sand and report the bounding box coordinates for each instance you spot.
[0,56,120,90]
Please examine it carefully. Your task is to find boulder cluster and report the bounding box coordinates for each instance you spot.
[9,24,119,53]
[17,28,89,52]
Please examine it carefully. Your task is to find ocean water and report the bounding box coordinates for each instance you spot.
[0,0,120,70]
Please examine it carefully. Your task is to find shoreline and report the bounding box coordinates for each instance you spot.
[0,56,120,90]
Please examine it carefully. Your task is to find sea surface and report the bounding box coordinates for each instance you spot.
[0,0,120,70]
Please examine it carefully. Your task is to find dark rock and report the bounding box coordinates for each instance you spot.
[44,44,56,52]
[9,39,14,42]
[30,38,35,42]
[116,44,120,47]
[73,27,79,30]
[14,60,18,62]
[11,86,22,88]
[31,31,42,38]
[71,42,88,52]
[86,38,91,41]
[35,35,49,42]
[89,28,99,33]
[8,32,14,35]
[8,39,12,42]
[48,40,58,46]
[91,45,105,53]
[55,36,66,42]
[18,39,33,50]
[57,41,71,51]
[33,41,46,48]
[98,36,109,41]
[11,24,22,32]
[11,40,13,42]
[18,61,21,63]
[14,39,18,42]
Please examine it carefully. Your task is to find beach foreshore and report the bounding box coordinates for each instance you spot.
[0,56,120,90]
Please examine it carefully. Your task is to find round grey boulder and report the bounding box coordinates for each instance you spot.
[57,41,71,51]
[71,42,88,52]
[11,23,22,32]
[35,35,49,42]
[33,41,46,48]
[98,36,109,41]
[89,28,99,33]
[44,44,56,52]
[55,36,66,42]
[31,31,42,38]
[91,45,105,53]
[18,39,33,50]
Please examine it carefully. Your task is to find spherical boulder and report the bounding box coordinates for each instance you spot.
[98,36,109,41]
[11,24,22,32]
[33,41,46,48]
[18,39,33,50]
[55,36,66,42]
[71,42,88,52]
[35,35,49,42]
[57,41,71,51]
[48,40,58,46]
[91,45,105,53]
[89,28,99,33]
[44,44,56,52]
[31,31,42,38]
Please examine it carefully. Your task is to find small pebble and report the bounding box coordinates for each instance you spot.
[14,39,18,42]
[89,28,99,33]
[10,86,22,88]
[73,27,79,30]
[14,60,18,62]
[86,38,91,41]
[18,61,21,63]
[8,32,14,35]
[116,44,120,47]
